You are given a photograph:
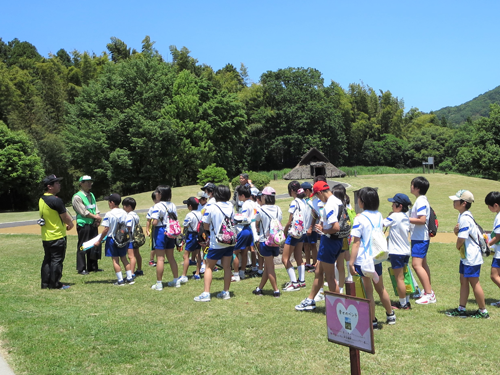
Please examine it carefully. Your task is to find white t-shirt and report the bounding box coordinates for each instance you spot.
[351,210,384,266]
[235,199,254,231]
[183,210,202,232]
[255,205,283,243]
[150,201,177,227]
[126,211,140,242]
[288,198,306,216]
[202,201,234,249]
[410,195,430,241]
[458,212,483,266]
[492,212,500,259]
[302,198,314,231]
[146,206,154,220]
[383,212,410,256]
[101,208,127,239]
[320,195,343,231]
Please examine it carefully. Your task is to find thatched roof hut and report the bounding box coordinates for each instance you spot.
[283,147,346,180]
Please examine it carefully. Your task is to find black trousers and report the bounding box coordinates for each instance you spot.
[76,224,101,272]
[41,237,67,289]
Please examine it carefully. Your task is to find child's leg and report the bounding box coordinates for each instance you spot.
[490,267,500,288]
[373,275,393,315]
[182,250,190,277]
[361,276,376,318]
[469,277,486,310]
[336,251,346,290]
[127,248,136,274]
[282,243,297,282]
[165,248,178,279]
[134,248,142,271]
[194,250,201,276]
[239,248,249,277]
[203,258,217,293]
[459,274,469,307]
[155,249,165,281]
[112,257,122,273]
[393,268,407,299]
[412,257,432,294]
[422,256,432,285]
[307,261,325,299]
[258,253,264,272]
[312,242,318,266]
[258,265,269,289]
[304,243,311,266]
[264,256,278,291]
[232,250,241,278]
[293,241,305,282]
[222,255,232,292]
[150,250,155,264]
[322,261,339,294]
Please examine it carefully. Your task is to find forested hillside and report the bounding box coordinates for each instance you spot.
[434,85,500,126]
[1,36,500,209]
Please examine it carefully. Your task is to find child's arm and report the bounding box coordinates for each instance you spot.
[146,218,151,236]
[456,237,465,250]
[409,215,426,225]
[488,233,500,247]
[95,227,109,247]
[349,237,360,276]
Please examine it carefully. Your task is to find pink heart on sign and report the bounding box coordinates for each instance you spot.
[326,297,371,337]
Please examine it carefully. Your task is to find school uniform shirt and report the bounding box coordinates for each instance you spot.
[320,195,343,231]
[202,201,234,249]
[183,211,202,232]
[458,212,483,266]
[351,210,384,266]
[150,201,177,227]
[410,195,430,241]
[383,212,410,256]
[492,212,500,259]
[302,198,314,231]
[197,203,206,212]
[235,200,254,231]
[310,196,324,218]
[288,197,306,217]
[126,211,140,242]
[255,205,283,243]
[146,206,154,221]
[101,208,128,238]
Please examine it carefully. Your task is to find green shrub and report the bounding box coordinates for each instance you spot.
[231,171,271,191]
[197,164,229,186]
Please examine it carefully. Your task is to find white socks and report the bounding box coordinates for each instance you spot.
[116,272,123,281]
[298,264,305,281]
[287,267,297,282]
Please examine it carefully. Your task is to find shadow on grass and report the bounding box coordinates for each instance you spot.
[83,279,119,284]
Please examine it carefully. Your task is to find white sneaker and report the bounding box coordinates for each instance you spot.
[167,278,181,288]
[314,292,325,302]
[295,298,316,311]
[415,293,436,305]
[194,292,211,302]
[200,263,206,273]
[216,290,231,300]
[151,283,163,291]
[282,281,300,292]
[490,300,500,307]
[178,276,189,284]
[231,275,240,282]
[239,271,246,280]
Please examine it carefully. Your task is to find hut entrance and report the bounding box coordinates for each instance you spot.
[310,162,326,178]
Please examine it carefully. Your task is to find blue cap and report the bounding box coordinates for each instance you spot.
[301,182,313,190]
[388,193,412,206]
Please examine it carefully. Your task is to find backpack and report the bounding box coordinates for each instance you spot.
[114,221,130,248]
[262,208,285,247]
[288,200,306,239]
[361,213,388,264]
[463,213,491,257]
[331,204,351,239]
[193,211,209,247]
[162,203,181,239]
[428,207,438,237]
[214,204,237,246]
[132,223,146,248]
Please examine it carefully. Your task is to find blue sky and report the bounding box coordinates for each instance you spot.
[2,0,499,113]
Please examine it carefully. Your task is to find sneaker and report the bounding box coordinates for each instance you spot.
[125,278,135,285]
[239,273,246,280]
[189,260,197,266]
[295,298,316,311]
[194,292,211,302]
[469,309,490,319]
[167,279,181,288]
[415,293,436,305]
[445,308,468,318]
[490,300,500,307]
[386,311,396,325]
[391,301,411,310]
[149,261,156,267]
[114,280,125,286]
[135,270,144,276]
[252,288,263,296]
[178,276,189,284]
[273,291,281,298]
[256,271,263,277]
[314,292,325,302]
[192,274,201,280]
[216,290,231,300]
[151,283,163,291]
[283,281,300,292]
[372,319,380,330]
[297,280,306,288]
[200,264,206,273]
[305,263,313,270]
[231,275,240,282]
[59,285,70,290]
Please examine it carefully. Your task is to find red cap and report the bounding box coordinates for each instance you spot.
[311,181,329,197]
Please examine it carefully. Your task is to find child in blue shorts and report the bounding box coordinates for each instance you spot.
[232,185,254,282]
[446,190,489,318]
[485,191,500,307]
[383,193,412,310]
[179,197,202,282]
[97,194,134,286]
[123,197,142,277]
[301,182,319,272]
[349,187,395,328]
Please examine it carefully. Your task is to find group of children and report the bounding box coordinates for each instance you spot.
[97,174,500,326]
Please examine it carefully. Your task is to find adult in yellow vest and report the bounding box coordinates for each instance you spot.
[72,175,102,274]
[39,174,74,289]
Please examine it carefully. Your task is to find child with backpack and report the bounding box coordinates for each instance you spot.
[332,184,351,294]
[485,191,500,307]
[252,187,283,297]
[246,187,261,277]
[146,192,159,267]
[150,186,181,291]
[301,182,319,272]
[232,185,254,282]
[180,197,203,282]
[123,197,143,277]
[282,181,309,292]
[383,193,412,310]
[96,194,134,286]
[446,190,489,318]
[349,187,396,328]
[194,185,235,302]
[409,176,436,305]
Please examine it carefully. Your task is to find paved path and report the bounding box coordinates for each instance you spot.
[0,354,15,375]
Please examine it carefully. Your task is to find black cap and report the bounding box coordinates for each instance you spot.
[201,182,215,192]
[42,174,63,187]
[183,197,199,207]
[104,193,121,205]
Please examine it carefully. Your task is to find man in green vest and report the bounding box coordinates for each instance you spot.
[40,174,74,289]
[72,175,102,274]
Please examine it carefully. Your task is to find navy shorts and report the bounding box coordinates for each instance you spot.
[355,263,383,277]
[492,258,500,268]
[317,236,342,264]
[206,246,234,260]
[105,237,127,257]
[285,234,305,246]
[259,243,280,257]
[185,232,201,251]
[304,232,318,244]
[411,240,430,258]
[234,226,254,250]
[459,262,481,278]
[390,254,410,269]
[154,226,175,250]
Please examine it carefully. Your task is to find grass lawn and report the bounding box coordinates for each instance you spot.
[1,233,499,375]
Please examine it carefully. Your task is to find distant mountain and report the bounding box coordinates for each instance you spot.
[433,85,500,126]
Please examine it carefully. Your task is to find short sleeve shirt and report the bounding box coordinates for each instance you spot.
[321,195,343,231]
[39,193,67,241]
[202,201,234,249]
[126,211,140,242]
[410,195,430,241]
[492,212,500,259]
[101,208,127,239]
[255,205,282,243]
[458,212,483,266]
[383,212,410,256]
[351,210,384,266]
[184,211,202,232]
[150,201,177,227]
